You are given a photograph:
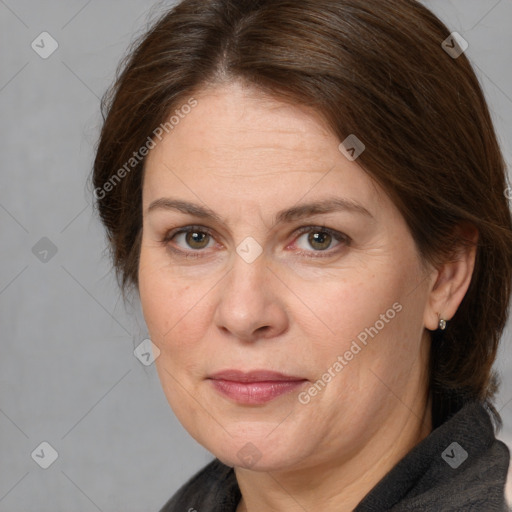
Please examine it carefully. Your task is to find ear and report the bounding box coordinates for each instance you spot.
[423,224,479,331]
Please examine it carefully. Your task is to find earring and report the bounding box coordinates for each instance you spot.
[438,317,447,330]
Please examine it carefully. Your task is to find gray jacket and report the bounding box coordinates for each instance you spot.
[160,401,511,511]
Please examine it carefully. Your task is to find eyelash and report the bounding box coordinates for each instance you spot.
[160,225,351,259]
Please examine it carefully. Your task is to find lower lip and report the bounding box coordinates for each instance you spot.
[209,379,307,404]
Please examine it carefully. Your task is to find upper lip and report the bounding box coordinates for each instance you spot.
[208,370,306,382]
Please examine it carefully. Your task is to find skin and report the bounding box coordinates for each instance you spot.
[138,81,477,512]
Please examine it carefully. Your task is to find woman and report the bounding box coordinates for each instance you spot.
[91,0,512,510]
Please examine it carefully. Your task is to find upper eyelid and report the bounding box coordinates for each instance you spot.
[163,225,215,241]
[165,224,342,238]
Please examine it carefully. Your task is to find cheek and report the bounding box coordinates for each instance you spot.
[139,248,180,345]
[294,260,426,378]
[139,257,209,416]
[138,248,214,360]
[292,271,399,346]
[140,275,202,344]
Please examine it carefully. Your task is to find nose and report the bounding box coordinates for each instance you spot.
[214,252,289,343]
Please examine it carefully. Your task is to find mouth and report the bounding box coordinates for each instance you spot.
[207,369,308,405]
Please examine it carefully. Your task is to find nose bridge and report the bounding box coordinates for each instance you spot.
[214,248,288,340]
[224,250,269,312]
[225,231,269,294]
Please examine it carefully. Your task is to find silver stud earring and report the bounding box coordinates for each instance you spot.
[438,318,447,330]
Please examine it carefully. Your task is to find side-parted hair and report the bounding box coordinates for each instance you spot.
[92,0,512,429]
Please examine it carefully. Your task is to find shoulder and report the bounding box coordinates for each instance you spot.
[158,458,241,512]
[357,400,511,511]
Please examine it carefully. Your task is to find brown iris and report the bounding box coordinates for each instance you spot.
[185,231,210,249]
[308,231,332,251]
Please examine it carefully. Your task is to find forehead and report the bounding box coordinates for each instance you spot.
[151,84,333,162]
[142,82,384,215]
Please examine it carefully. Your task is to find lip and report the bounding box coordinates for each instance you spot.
[207,369,308,405]
[208,369,305,382]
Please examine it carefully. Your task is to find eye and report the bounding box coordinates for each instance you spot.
[162,226,215,252]
[292,226,350,256]
[160,224,350,259]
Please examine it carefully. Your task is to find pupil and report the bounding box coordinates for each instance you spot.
[309,232,331,250]
[187,231,208,248]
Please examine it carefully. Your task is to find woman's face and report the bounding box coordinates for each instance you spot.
[139,82,435,472]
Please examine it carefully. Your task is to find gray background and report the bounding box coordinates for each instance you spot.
[0,1,511,510]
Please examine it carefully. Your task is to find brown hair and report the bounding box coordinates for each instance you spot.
[91,0,512,428]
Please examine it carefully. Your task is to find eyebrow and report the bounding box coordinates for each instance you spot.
[146,197,373,225]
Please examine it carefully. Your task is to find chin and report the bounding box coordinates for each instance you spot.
[194,426,313,472]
